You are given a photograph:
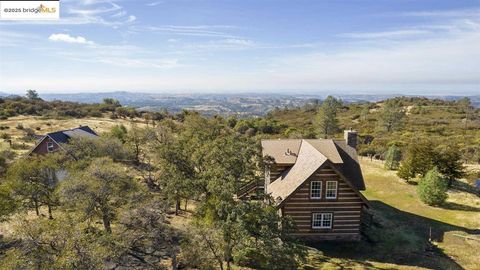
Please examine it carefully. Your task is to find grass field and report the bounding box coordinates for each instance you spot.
[302,159,480,270]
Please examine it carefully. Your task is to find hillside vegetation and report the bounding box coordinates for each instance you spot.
[0,93,479,269]
[267,97,480,164]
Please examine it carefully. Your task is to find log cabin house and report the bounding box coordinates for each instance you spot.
[28,126,98,155]
[261,130,369,241]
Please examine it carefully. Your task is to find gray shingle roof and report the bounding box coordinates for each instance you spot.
[47,126,97,144]
[333,140,365,190]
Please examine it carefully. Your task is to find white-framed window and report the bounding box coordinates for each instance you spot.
[312,213,333,229]
[325,181,338,199]
[47,142,54,152]
[310,181,322,199]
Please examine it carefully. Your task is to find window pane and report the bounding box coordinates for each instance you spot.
[326,181,337,199]
[313,213,333,229]
[310,181,322,198]
[322,213,332,228]
[312,213,322,228]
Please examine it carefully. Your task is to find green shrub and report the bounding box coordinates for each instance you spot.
[417,167,448,206]
[0,133,11,140]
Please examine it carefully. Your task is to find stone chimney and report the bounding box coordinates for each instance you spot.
[344,129,358,149]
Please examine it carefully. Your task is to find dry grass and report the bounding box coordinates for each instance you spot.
[361,159,480,229]
[361,159,480,269]
[303,159,480,270]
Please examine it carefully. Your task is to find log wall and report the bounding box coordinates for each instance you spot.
[281,165,364,241]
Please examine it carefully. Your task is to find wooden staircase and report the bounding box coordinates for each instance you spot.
[237,180,264,199]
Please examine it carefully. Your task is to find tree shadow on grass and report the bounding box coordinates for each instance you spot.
[305,201,479,270]
[451,179,480,197]
[441,201,480,212]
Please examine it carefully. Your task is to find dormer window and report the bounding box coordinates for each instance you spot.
[47,142,54,152]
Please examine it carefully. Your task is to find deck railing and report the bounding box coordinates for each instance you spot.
[237,180,264,199]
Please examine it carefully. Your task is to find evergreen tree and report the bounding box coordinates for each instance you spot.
[379,99,404,132]
[417,167,448,206]
[434,145,465,187]
[397,141,435,181]
[316,96,342,138]
[384,144,402,170]
[26,89,41,100]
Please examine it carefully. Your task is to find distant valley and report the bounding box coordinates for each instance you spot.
[1,91,479,116]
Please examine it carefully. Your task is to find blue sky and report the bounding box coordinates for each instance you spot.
[0,0,479,94]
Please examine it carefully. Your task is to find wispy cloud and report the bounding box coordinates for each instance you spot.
[57,50,180,69]
[95,57,178,68]
[266,28,480,91]
[339,17,480,41]
[46,33,179,69]
[0,30,39,47]
[68,2,121,16]
[339,30,431,39]
[400,8,480,18]
[126,15,136,23]
[49,33,95,45]
[134,25,241,38]
[147,1,163,7]
[111,10,127,18]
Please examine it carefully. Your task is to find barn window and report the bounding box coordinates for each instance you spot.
[310,181,322,199]
[325,181,338,199]
[47,142,54,152]
[312,213,333,229]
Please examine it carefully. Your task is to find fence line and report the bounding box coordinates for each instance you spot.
[359,156,385,164]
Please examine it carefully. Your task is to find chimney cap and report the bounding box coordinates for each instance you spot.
[344,129,358,149]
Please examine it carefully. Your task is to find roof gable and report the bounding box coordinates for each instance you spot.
[267,140,327,201]
[304,139,343,164]
[262,138,366,203]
